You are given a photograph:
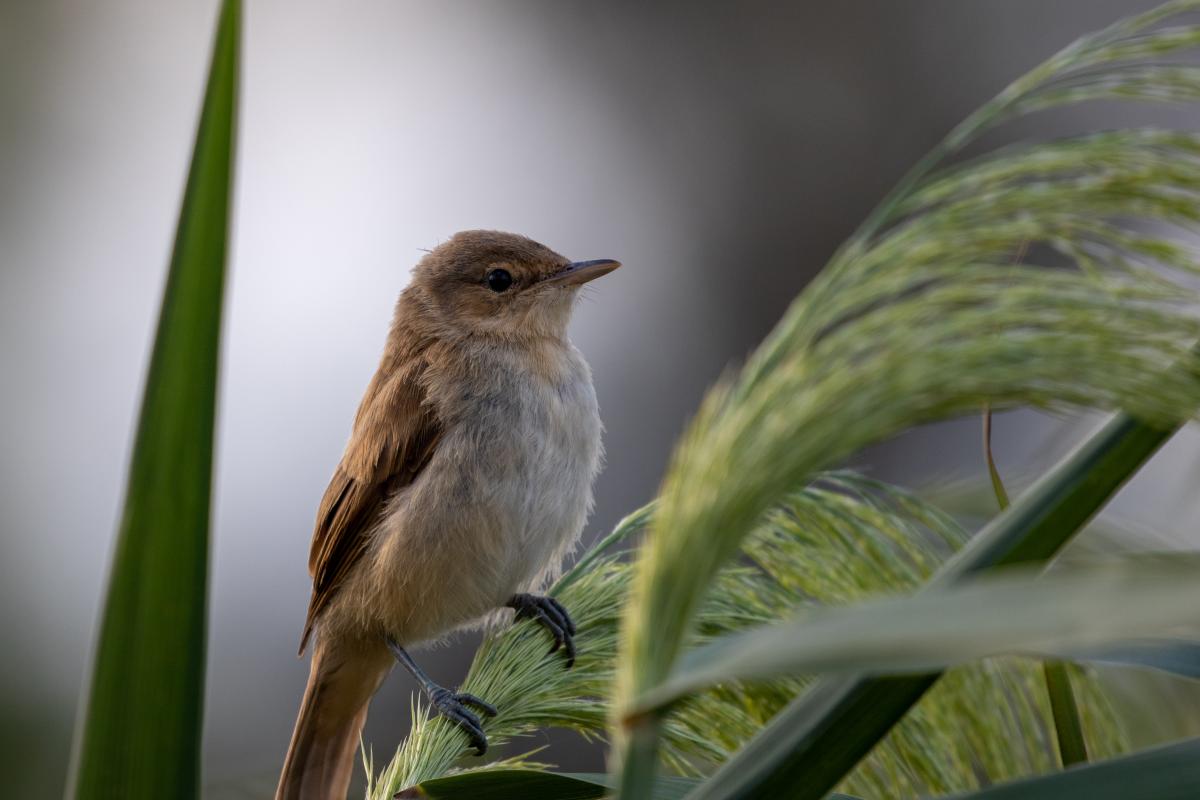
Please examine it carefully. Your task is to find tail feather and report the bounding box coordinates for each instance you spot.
[276,638,391,800]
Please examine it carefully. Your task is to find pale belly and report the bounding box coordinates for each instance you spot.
[360,357,602,645]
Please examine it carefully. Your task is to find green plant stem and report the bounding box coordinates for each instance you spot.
[983,408,1087,768]
[982,407,1011,510]
[1044,662,1089,766]
[618,728,669,800]
[688,411,1181,800]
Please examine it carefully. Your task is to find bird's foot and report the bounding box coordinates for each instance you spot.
[387,638,497,756]
[427,685,497,756]
[507,593,577,668]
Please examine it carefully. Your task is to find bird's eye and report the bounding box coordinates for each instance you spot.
[486,268,513,293]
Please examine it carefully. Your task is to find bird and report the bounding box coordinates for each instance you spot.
[275,230,619,800]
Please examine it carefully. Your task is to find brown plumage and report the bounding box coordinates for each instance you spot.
[300,346,441,654]
[277,230,619,800]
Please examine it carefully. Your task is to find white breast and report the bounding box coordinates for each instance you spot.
[368,342,602,644]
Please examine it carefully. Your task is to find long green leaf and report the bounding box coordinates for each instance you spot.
[943,737,1200,800]
[395,770,700,800]
[66,2,239,798]
[395,769,863,800]
[628,559,1200,714]
[687,412,1181,800]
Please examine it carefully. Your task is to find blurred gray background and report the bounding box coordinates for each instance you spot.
[5,1,1200,797]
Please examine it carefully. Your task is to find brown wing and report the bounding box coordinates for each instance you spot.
[298,357,441,653]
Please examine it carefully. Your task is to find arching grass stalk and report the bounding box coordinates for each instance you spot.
[615,2,1200,796]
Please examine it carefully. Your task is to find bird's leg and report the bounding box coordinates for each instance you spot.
[506,593,577,668]
[385,638,497,756]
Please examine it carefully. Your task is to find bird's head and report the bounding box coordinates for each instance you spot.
[408,230,620,341]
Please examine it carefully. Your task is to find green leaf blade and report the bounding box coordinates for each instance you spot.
[944,737,1200,800]
[396,770,699,800]
[1071,638,1200,680]
[398,770,860,800]
[67,2,239,798]
[397,770,608,800]
[631,559,1200,714]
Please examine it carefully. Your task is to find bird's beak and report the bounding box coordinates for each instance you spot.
[542,259,621,287]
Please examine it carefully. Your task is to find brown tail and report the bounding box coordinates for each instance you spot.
[276,638,391,800]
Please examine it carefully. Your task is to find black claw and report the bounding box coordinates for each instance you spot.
[387,640,497,756]
[547,597,577,636]
[536,595,564,625]
[562,633,577,669]
[430,687,494,756]
[539,599,571,639]
[457,693,499,717]
[542,614,567,653]
[508,593,577,669]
